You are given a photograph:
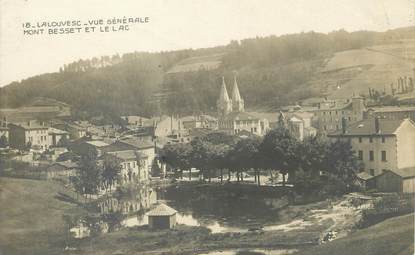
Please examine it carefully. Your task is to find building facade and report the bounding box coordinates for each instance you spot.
[8,121,51,151]
[328,118,415,177]
[106,150,149,183]
[364,106,415,121]
[316,97,366,133]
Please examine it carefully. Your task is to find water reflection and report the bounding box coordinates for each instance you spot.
[68,184,294,239]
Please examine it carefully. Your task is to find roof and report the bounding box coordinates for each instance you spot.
[223,111,260,121]
[218,77,231,103]
[368,106,415,113]
[85,141,109,147]
[118,138,154,150]
[9,121,49,130]
[107,150,147,161]
[390,167,415,178]
[55,161,79,169]
[247,112,280,122]
[146,203,177,216]
[328,118,407,136]
[48,127,69,135]
[357,172,375,180]
[318,102,353,111]
[49,161,79,170]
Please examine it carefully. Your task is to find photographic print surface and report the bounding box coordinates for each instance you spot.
[0,1,414,255]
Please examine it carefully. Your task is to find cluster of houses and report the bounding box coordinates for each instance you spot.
[1,76,415,194]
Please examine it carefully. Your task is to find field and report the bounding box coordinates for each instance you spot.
[294,213,414,255]
[0,177,87,255]
[310,40,415,99]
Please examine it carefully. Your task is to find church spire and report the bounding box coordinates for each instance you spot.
[231,75,244,112]
[217,76,232,116]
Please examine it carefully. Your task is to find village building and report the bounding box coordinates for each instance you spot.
[48,127,69,147]
[8,121,51,151]
[106,150,149,183]
[45,161,78,180]
[316,97,366,133]
[103,138,156,175]
[146,203,177,229]
[364,106,415,121]
[53,122,87,140]
[180,115,218,130]
[375,167,415,194]
[286,112,317,141]
[71,139,110,158]
[328,118,415,177]
[121,115,150,126]
[217,76,269,136]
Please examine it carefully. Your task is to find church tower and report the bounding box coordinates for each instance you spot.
[217,77,232,116]
[231,75,244,112]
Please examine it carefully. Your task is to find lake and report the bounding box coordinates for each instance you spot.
[69,183,294,238]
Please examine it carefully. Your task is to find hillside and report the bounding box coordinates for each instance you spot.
[294,213,414,255]
[314,40,415,99]
[1,27,415,120]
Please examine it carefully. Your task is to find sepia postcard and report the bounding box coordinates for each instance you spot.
[0,1,414,254]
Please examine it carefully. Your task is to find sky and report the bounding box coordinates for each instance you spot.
[0,0,414,87]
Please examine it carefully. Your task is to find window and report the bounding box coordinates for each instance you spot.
[381,151,387,162]
[369,151,374,161]
[369,137,373,143]
[359,137,362,143]
[358,150,363,160]
[382,137,385,143]
[370,169,375,176]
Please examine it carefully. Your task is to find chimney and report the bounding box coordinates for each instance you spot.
[27,121,31,127]
[341,117,347,134]
[375,117,380,134]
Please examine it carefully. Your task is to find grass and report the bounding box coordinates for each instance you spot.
[293,213,414,255]
[0,177,87,255]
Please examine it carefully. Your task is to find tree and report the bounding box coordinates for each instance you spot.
[259,127,300,186]
[161,143,192,179]
[102,154,122,192]
[325,139,362,190]
[74,148,102,198]
[210,143,231,183]
[0,135,8,148]
[189,137,215,181]
[229,137,262,183]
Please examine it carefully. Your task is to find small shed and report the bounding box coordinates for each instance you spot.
[375,168,415,194]
[146,203,177,229]
[356,172,376,190]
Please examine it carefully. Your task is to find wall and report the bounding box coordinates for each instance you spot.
[395,120,415,169]
[350,135,398,176]
[402,178,415,194]
[376,171,402,193]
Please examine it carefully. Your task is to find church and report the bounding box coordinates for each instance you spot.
[217,76,269,136]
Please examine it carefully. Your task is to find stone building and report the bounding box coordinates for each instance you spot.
[364,106,415,121]
[316,97,366,133]
[217,76,269,136]
[8,121,51,151]
[328,118,415,177]
[106,150,149,183]
[147,203,177,229]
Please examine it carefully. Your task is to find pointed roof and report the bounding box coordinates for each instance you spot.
[146,203,177,216]
[231,75,243,102]
[218,77,230,102]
